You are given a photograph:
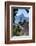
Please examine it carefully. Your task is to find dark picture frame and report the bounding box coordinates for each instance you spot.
[5,1,35,44]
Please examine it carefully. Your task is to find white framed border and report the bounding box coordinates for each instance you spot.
[10,5,32,41]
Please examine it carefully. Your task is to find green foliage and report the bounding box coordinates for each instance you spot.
[13,25,21,36]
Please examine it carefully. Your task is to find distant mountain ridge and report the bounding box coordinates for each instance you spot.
[15,13,29,24]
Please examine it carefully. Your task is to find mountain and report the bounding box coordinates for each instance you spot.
[15,13,29,24]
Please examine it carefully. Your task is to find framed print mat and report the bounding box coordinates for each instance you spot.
[5,1,35,44]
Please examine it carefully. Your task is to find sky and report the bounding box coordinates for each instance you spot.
[14,8,31,24]
[16,9,29,17]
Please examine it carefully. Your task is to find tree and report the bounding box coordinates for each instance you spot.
[13,25,21,36]
[13,8,18,23]
[25,8,29,13]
